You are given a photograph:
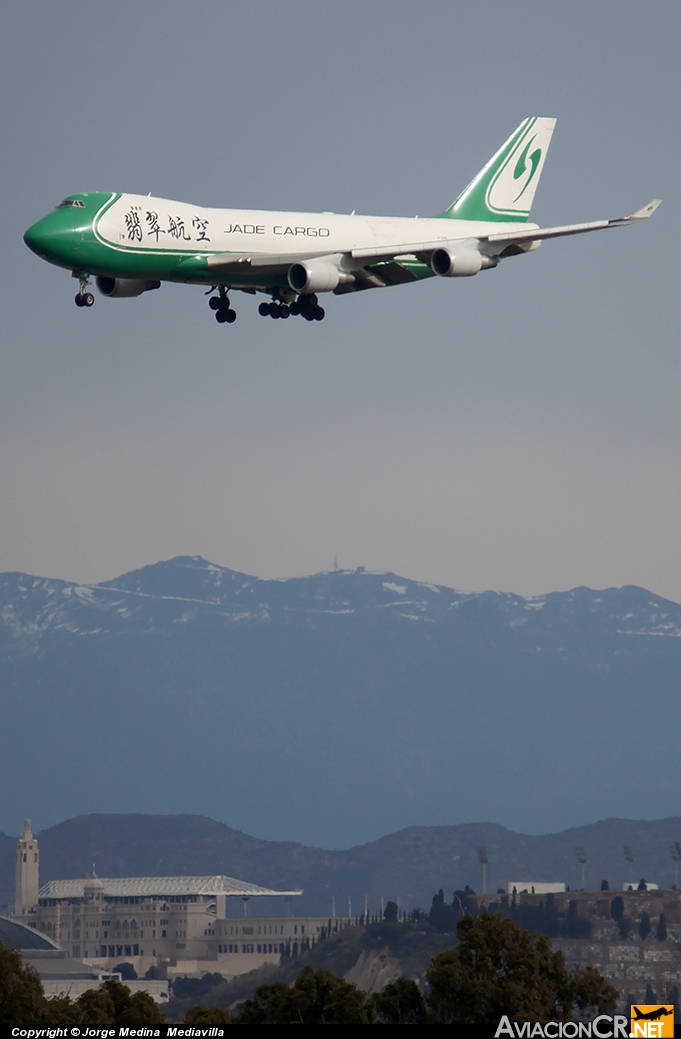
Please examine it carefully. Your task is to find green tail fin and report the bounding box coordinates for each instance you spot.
[440,117,556,222]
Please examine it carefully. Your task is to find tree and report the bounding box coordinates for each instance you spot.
[182,1004,232,1024]
[368,977,426,1024]
[638,912,652,941]
[0,939,48,1024]
[42,995,79,1024]
[429,889,458,932]
[113,961,137,980]
[644,982,656,1004]
[618,917,632,939]
[610,896,624,922]
[426,913,617,1024]
[600,880,609,891]
[544,893,560,938]
[0,946,165,1027]
[638,879,648,891]
[656,913,667,942]
[74,988,115,1023]
[564,900,592,939]
[99,978,165,1025]
[236,965,367,1024]
[383,900,398,923]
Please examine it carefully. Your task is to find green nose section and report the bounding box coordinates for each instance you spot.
[24,217,52,257]
[24,210,85,268]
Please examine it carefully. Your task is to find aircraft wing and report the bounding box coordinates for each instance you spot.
[484,199,662,247]
[204,200,661,277]
[350,200,662,263]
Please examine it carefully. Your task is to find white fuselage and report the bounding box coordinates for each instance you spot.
[95,193,535,261]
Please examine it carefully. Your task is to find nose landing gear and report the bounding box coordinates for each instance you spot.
[74,275,94,308]
[208,287,236,324]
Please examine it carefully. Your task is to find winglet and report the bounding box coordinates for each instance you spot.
[627,199,662,220]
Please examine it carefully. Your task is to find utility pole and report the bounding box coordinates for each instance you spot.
[670,843,681,888]
[478,846,488,895]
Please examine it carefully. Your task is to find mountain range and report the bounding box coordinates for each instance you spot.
[1,813,680,917]
[1,556,680,847]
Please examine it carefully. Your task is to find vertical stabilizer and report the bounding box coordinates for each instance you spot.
[440,117,556,222]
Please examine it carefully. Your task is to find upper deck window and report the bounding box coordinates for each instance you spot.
[57,199,85,208]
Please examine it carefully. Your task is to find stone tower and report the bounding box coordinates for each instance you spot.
[15,818,39,910]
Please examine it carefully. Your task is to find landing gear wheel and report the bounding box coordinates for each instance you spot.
[258,302,270,317]
[75,294,83,307]
[280,305,290,319]
[210,288,232,321]
[289,301,301,316]
[83,293,94,307]
[313,305,325,321]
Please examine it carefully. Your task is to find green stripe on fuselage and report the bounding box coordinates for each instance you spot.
[25,193,286,288]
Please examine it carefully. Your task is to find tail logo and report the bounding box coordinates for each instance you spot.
[512,136,542,203]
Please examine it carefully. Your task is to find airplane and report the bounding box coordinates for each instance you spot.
[23,117,660,326]
[632,1008,673,1021]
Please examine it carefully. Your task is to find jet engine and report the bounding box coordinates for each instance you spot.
[287,261,342,294]
[96,277,161,298]
[430,247,483,278]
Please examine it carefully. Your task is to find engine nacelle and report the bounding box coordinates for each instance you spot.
[96,277,161,298]
[287,261,340,294]
[430,247,482,278]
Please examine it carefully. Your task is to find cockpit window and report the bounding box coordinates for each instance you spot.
[57,199,85,208]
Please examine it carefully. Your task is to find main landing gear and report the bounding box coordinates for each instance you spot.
[74,275,94,308]
[258,293,325,321]
[258,300,290,319]
[208,287,236,324]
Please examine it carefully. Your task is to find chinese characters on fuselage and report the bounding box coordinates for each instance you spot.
[123,206,212,244]
[123,207,331,245]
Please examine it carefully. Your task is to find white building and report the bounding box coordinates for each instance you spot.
[12,819,345,979]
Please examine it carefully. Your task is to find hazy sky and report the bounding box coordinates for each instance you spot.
[1,1,679,600]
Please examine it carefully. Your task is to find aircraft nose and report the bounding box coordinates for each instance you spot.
[24,210,83,266]
[24,216,54,259]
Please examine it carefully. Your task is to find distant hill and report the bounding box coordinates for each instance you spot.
[1,813,680,916]
[2,556,681,847]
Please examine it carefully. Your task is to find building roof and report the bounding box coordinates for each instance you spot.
[38,875,303,899]
[0,915,59,951]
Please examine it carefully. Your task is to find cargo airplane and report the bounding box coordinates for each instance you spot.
[24,118,660,325]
